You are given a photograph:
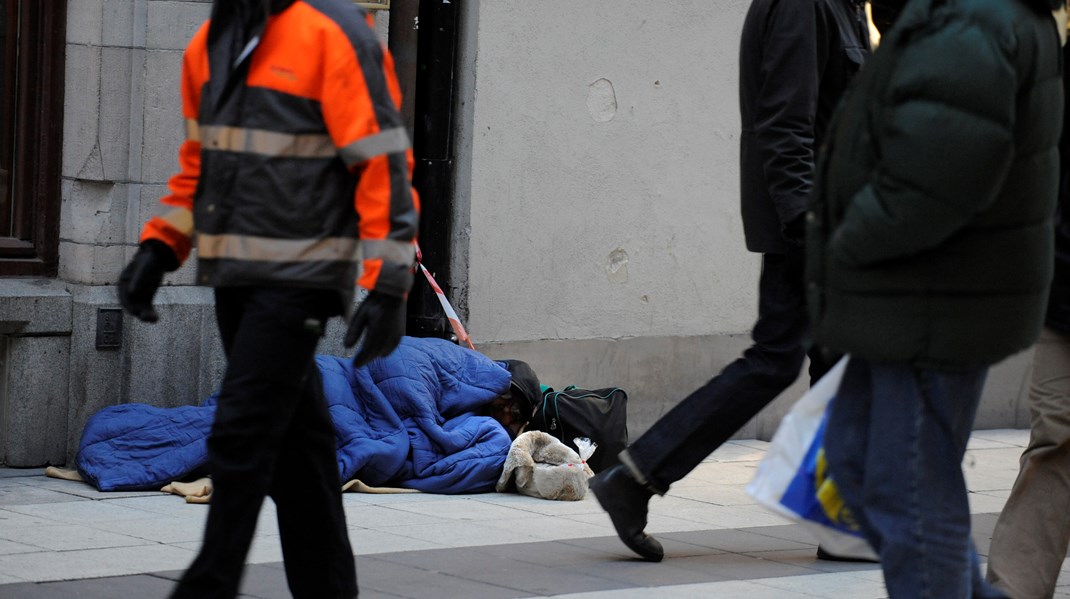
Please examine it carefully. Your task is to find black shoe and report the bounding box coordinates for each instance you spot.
[589,465,664,562]
[816,545,879,563]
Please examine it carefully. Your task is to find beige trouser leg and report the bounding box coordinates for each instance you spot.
[987,327,1070,599]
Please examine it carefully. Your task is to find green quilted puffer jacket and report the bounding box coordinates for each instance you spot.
[806,0,1065,369]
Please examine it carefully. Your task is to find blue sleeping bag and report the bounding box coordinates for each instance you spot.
[76,337,512,493]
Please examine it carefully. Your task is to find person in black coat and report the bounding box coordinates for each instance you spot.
[589,0,870,563]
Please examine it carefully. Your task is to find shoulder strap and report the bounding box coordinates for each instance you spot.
[540,390,565,440]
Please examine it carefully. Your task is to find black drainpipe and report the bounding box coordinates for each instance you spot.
[391,0,460,339]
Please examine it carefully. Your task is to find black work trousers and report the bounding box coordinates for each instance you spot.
[172,287,357,599]
[623,249,834,494]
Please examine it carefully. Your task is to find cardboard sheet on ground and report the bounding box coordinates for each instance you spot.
[46,468,422,503]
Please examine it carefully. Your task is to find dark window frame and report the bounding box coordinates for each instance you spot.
[0,0,66,277]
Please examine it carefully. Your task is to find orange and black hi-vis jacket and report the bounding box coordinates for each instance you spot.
[140,0,419,305]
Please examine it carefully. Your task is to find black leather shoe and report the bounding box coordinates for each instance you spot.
[590,464,664,562]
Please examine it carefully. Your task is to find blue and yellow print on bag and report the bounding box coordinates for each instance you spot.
[778,415,864,537]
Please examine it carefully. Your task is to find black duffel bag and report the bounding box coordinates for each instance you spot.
[530,386,628,473]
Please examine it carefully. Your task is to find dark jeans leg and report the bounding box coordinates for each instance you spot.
[172,287,356,599]
[624,250,809,493]
[825,358,1003,599]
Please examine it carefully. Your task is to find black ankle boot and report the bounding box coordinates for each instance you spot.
[589,464,664,562]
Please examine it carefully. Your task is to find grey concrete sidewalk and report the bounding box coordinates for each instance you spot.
[0,429,1065,598]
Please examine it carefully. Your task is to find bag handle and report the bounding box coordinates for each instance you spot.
[556,387,625,400]
[540,390,565,441]
[415,243,475,350]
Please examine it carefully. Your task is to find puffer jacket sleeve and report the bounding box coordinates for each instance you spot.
[829,22,1016,267]
[321,19,420,298]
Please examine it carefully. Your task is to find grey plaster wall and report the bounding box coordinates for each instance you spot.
[454,1,758,345]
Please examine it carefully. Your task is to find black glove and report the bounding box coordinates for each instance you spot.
[344,291,406,367]
[117,240,179,323]
[782,212,807,247]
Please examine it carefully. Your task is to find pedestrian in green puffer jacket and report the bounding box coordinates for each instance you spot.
[805,0,1066,595]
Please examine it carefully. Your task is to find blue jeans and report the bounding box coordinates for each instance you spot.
[825,357,1006,599]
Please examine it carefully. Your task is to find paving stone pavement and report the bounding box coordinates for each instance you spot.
[0,429,1067,598]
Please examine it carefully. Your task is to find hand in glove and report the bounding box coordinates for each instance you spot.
[344,291,406,367]
[118,239,179,323]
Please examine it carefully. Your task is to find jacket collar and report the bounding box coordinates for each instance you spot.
[206,0,272,110]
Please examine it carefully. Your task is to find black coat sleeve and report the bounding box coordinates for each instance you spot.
[754,0,828,229]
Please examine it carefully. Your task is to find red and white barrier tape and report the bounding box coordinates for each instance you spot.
[416,243,475,350]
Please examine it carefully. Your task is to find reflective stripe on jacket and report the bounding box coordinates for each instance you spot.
[141,0,419,301]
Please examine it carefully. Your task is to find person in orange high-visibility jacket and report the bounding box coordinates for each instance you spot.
[116,1,418,597]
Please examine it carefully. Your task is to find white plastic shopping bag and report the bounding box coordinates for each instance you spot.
[746,356,877,559]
